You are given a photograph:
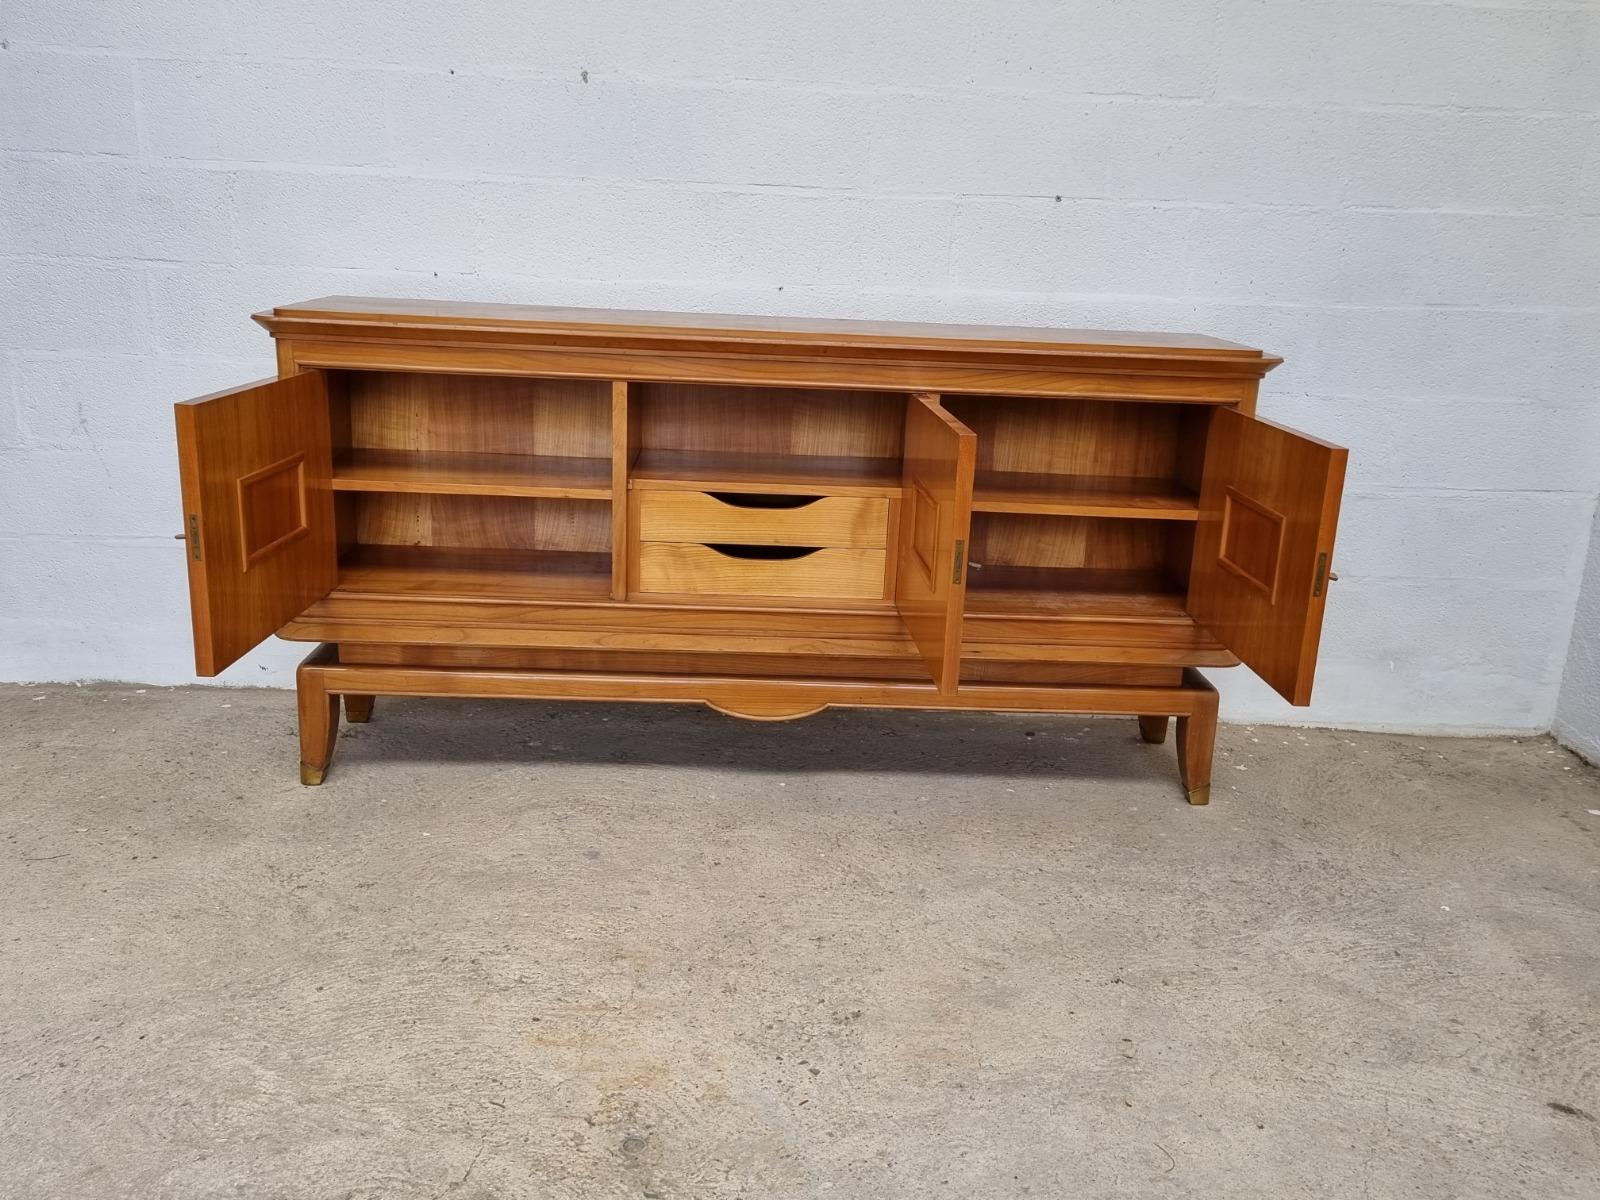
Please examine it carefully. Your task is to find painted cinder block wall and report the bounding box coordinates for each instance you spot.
[1,0,1597,733]
[1556,510,1600,760]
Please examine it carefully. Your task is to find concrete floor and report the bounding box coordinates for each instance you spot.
[2,685,1598,1199]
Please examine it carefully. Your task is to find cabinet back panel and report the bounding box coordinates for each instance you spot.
[343,372,610,458]
[1164,524,1197,590]
[1175,406,1212,494]
[636,384,904,459]
[943,396,1186,478]
[354,494,611,552]
[971,512,1169,570]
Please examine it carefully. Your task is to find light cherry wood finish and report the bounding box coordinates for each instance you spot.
[351,492,610,553]
[634,383,905,459]
[1188,411,1347,705]
[175,373,337,675]
[610,381,632,600]
[264,296,1266,353]
[286,599,925,672]
[343,371,610,457]
[172,298,1347,804]
[332,448,610,499]
[295,646,1226,785]
[339,642,1184,688]
[631,449,903,497]
[1177,675,1221,806]
[972,470,1198,520]
[894,395,977,693]
[259,298,1277,407]
[296,645,341,785]
[336,546,613,601]
[636,543,887,600]
[636,491,891,548]
[293,340,1268,406]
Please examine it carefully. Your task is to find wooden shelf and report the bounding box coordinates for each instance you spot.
[962,568,1236,667]
[964,567,1189,619]
[972,470,1198,520]
[333,449,611,500]
[289,585,924,660]
[630,449,903,497]
[336,545,612,602]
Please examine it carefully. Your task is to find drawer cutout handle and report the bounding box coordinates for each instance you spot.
[702,543,822,561]
[705,491,823,510]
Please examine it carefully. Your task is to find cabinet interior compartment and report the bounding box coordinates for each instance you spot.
[943,395,1209,520]
[330,370,613,498]
[333,492,612,600]
[628,382,906,495]
[302,376,1229,653]
[964,512,1193,616]
[326,371,614,600]
[947,397,1211,619]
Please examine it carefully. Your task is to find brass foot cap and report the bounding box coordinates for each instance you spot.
[1186,786,1210,807]
[300,763,327,786]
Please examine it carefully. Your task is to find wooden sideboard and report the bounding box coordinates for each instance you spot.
[174,297,1347,803]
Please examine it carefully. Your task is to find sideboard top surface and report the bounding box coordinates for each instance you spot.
[257,296,1280,378]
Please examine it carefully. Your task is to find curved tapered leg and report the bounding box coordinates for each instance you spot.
[1138,715,1169,745]
[296,648,340,786]
[343,694,375,723]
[1176,676,1218,806]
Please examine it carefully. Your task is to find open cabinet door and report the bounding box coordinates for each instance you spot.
[175,373,337,676]
[1189,410,1347,705]
[895,394,976,693]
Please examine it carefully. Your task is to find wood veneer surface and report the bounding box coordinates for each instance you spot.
[272,296,1269,356]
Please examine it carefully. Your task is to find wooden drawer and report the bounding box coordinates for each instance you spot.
[637,542,886,599]
[636,490,890,548]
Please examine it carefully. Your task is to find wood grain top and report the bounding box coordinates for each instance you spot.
[259,296,1276,368]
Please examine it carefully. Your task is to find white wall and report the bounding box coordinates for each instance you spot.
[1556,509,1600,761]
[2,0,1597,731]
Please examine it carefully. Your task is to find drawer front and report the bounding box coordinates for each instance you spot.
[637,491,890,548]
[637,542,886,599]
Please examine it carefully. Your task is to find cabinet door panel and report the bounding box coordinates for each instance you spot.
[1188,410,1347,705]
[175,373,337,675]
[895,394,976,693]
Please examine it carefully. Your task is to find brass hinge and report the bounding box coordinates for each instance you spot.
[187,513,201,560]
[1312,551,1328,597]
[952,538,966,585]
